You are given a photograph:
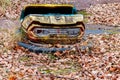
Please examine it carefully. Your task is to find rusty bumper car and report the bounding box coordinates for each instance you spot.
[18,4,85,53]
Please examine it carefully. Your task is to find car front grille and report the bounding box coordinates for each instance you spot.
[32,27,80,37]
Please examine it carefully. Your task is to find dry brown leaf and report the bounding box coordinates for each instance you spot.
[70,55,75,59]
[18,72,24,77]
[81,40,89,46]
[9,75,17,80]
[14,45,25,51]
[109,67,117,72]
[0,7,4,15]
[54,51,61,57]
[62,50,70,56]
[55,44,62,48]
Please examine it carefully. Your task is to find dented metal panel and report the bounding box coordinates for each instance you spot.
[22,14,84,28]
[19,4,85,52]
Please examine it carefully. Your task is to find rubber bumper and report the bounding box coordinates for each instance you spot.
[18,42,70,53]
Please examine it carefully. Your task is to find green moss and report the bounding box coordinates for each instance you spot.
[38,60,82,75]
[38,67,79,75]
[47,53,58,60]
[52,68,77,75]
[19,55,30,62]
[78,10,89,15]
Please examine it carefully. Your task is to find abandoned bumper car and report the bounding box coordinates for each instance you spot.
[18,4,85,53]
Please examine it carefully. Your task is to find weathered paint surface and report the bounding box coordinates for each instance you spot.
[22,14,83,28]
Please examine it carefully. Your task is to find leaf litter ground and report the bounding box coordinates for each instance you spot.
[0,28,120,80]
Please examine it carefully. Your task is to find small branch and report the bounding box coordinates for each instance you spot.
[75,43,82,58]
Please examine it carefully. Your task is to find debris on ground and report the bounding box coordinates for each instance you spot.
[0,28,119,79]
[87,3,120,26]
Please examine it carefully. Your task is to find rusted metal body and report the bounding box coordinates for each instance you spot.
[19,4,85,52]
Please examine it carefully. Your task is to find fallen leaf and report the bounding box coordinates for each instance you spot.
[18,72,24,77]
[9,75,17,80]
[14,45,25,51]
[54,51,61,57]
[109,67,117,72]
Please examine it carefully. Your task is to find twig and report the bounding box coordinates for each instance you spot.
[75,43,82,58]
[83,70,95,78]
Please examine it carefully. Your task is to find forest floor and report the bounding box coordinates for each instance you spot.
[0,0,120,80]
